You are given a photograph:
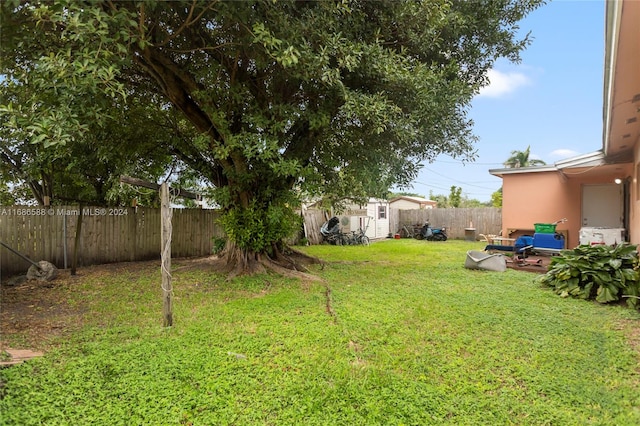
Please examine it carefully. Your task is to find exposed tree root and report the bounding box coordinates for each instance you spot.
[324,283,337,323]
[272,244,325,271]
[257,256,322,282]
[205,241,324,281]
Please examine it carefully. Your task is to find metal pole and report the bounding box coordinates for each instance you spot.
[0,241,41,269]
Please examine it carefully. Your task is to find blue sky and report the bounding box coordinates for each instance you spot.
[406,0,605,202]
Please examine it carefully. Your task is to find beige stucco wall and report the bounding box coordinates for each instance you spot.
[501,166,634,248]
[502,172,574,245]
[631,144,640,245]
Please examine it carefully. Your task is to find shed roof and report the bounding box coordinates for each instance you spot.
[389,196,436,204]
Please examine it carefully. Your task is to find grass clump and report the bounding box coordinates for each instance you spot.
[2,240,640,425]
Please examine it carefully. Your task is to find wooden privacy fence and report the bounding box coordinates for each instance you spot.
[0,204,502,276]
[394,207,502,240]
[304,207,502,243]
[301,209,328,245]
[0,206,223,277]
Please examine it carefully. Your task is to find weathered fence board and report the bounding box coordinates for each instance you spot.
[0,206,223,277]
[389,207,400,239]
[395,208,502,240]
[302,209,327,245]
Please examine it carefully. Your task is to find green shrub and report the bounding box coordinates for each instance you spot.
[217,201,301,253]
[536,244,640,307]
[212,236,226,254]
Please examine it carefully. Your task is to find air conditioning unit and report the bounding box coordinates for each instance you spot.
[340,216,351,228]
[579,227,625,246]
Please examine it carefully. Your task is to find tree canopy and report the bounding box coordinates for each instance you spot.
[0,86,181,205]
[1,0,544,275]
[503,145,547,168]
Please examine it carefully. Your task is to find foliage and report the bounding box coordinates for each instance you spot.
[217,201,301,254]
[429,190,449,208]
[1,0,545,267]
[2,241,640,424]
[536,244,640,306]
[491,187,503,207]
[0,68,183,206]
[211,237,227,255]
[503,145,546,168]
[429,188,488,207]
[460,198,489,208]
[449,185,462,207]
[0,182,17,205]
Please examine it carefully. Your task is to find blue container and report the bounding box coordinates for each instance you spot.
[533,233,565,249]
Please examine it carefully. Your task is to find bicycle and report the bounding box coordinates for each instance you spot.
[351,228,370,246]
[338,228,370,246]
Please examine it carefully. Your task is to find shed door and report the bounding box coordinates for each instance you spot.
[581,184,623,228]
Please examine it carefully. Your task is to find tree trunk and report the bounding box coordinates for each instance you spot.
[216,239,322,281]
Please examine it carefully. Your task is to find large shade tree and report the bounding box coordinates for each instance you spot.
[1,0,544,276]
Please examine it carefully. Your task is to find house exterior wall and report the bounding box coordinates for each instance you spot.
[502,171,574,244]
[498,0,640,249]
[631,143,640,245]
[501,167,634,248]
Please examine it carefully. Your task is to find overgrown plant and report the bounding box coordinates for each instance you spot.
[536,244,640,307]
[211,237,226,255]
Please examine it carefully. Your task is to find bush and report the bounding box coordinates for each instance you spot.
[536,244,640,307]
[212,237,226,254]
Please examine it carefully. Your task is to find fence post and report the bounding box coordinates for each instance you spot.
[160,183,173,327]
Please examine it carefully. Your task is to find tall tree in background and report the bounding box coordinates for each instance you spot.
[491,187,503,207]
[503,145,546,168]
[449,185,462,208]
[1,0,544,276]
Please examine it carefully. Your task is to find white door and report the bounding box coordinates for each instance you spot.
[581,184,623,228]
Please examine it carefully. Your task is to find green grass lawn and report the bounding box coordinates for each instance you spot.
[2,239,640,425]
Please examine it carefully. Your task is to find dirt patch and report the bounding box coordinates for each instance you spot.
[1,273,83,351]
[0,256,218,353]
[0,271,101,350]
[505,254,551,273]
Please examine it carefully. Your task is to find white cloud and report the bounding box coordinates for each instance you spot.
[549,149,579,159]
[477,69,531,98]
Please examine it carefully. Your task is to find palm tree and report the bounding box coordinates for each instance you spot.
[503,145,546,168]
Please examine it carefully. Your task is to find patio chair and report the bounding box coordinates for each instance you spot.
[478,233,498,243]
